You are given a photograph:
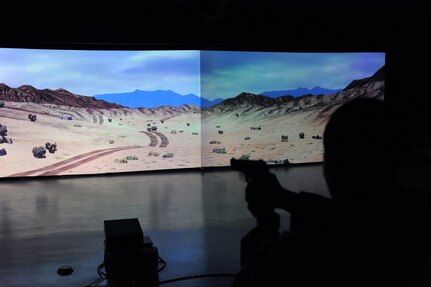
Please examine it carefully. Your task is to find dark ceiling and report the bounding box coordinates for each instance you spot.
[2,0,429,50]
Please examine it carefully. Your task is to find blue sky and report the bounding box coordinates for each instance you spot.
[201,51,385,100]
[0,49,201,96]
[0,49,384,100]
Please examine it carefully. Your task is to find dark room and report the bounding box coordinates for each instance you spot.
[0,1,430,286]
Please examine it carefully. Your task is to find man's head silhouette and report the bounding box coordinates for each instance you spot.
[323,97,385,207]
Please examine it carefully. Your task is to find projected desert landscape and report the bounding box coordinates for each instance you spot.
[202,66,384,166]
[0,66,384,177]
[0,103,202,177]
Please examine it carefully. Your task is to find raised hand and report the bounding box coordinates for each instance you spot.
[245,172,283,218]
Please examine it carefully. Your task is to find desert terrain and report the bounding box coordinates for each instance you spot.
[0,100,326,178]
[201,106,326,167]
[0,102,324,177]
[0,68,384,178]
[0,102,202,177]
[201,78,384,167]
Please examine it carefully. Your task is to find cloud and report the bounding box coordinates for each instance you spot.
[123,57,200,76]
[0,49,201,96]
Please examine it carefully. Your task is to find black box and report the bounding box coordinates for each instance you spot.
[103,218,159,284]
[104,241,159,279]
[104,218,144,250]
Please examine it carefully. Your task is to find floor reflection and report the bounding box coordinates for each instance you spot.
[0,164,327,286]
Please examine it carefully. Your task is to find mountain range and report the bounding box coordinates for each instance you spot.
[93,86,340,108]
[0,84,123,108]
[259,86,342,98]
[94,90,200,108]
[93,90,224,108]
[204,65,385,111]
[0,65,384,109]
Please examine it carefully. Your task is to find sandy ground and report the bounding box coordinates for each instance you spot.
[201,106,327,167]
[0,102,202,177]
[0,101,331,178]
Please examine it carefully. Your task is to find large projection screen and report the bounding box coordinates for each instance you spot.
[0,48,385,178]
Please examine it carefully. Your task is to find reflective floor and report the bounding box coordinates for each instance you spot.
[0,164,329,287]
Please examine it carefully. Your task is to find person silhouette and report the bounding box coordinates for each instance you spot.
[231,97,408,287]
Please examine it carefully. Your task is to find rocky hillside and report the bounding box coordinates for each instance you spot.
[203,65,385,113]
[0,84,124,108]
[344,66,385,90]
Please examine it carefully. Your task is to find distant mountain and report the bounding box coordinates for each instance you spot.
[260,86,342,98]
[0,84,124,108]
[94,89,226,108]
[201,97,224,108]
[94,89,204,108]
